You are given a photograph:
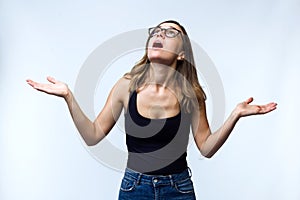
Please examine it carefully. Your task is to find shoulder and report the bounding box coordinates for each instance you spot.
[117,75,131,89]
[110,75,131,105]
[112,76,130,93]
[191,99,208,123]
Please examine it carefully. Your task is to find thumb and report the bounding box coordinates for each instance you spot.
[245,97,254,104]
[47,76,57,84]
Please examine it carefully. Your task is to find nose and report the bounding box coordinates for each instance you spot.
[156,29,166,39]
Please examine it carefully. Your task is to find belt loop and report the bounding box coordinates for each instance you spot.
[136,173,142,185]
[169,175,174,186]
[188,167,192,178]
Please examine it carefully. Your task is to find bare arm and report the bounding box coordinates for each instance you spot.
[192,97,277,158]
[27,76,128,146]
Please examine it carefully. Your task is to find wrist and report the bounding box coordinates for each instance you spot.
[231,107,242,120]
[63,88,72,102]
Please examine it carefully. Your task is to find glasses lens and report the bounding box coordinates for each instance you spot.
[148,27,180,38]
[149,27,160,37]
[165,28,179,38]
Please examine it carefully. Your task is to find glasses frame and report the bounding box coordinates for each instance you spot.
[148,26,182,38]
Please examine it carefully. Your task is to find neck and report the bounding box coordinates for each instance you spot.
[148,62,176,87]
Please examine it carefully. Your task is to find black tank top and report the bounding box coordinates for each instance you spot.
[125,90,192,175]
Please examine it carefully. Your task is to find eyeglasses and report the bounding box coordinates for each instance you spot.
[148,27,182,38]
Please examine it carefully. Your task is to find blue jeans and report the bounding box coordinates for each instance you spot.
[118,168,196,200]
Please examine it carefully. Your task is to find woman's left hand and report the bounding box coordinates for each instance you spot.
[235,97,277,117]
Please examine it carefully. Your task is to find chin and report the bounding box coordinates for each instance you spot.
[148,50,176,65]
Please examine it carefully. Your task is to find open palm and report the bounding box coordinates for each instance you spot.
[237,97,277,117]
[26,76,69,98]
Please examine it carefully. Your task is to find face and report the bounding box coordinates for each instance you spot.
[147,22,184,67]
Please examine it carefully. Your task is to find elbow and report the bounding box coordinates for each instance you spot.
[83,137,98,146]
[201,151,215,159]
[84,123,106,146]
[203,152,214,159]
[198,140,219,159]
[199,147,216,159]
[86,141,98,146]
[83,132,104,146]
[85,134,105,146]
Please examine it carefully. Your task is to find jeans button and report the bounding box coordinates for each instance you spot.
[153,179,158,183]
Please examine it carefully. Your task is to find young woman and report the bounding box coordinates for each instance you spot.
[26,20,277,199]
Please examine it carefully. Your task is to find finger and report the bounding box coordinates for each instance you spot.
[26,79,33,85]
[31,82,45,90]
[26,79,35,84]
[264,102,277,110]
[259,103,277,114]
[26,79,56,95]
[267,102,277,107]
[268,102,277,111]
[47,76,57,84]
[245,97,254,104]
[26,79,38,87]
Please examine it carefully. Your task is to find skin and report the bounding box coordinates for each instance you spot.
[147,23,184,67]
[26,22,277,158]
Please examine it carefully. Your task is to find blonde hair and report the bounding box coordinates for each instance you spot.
[124,20,206,113]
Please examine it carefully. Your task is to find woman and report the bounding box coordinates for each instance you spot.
[26,20,277,199]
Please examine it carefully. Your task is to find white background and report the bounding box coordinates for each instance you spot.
[1,0,299,199]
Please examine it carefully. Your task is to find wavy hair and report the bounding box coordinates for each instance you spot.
[124,20,206,113]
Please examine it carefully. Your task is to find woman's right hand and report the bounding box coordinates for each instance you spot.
[26,76,70,99]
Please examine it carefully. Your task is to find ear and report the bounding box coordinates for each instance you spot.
[177,51,185,61]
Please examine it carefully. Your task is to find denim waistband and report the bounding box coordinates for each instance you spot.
[123,167,192,186]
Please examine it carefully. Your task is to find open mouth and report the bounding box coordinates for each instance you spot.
[152,41,163,48]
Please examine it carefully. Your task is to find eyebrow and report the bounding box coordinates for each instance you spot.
[159,25,182,32]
